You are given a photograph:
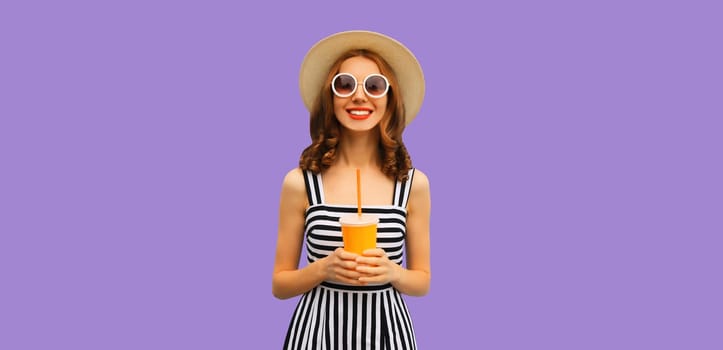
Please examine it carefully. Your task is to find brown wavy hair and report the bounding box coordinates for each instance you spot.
[299,49,412,181]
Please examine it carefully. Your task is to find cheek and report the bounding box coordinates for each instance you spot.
[375,99,388,115]
[333,99,345,113]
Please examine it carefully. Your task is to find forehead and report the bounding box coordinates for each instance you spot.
[338,56,381,76]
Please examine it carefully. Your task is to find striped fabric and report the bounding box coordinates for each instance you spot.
[283,169,418,350]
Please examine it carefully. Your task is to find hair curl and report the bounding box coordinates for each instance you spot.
[299,49,412,182]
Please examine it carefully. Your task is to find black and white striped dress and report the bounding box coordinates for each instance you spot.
[283,169,418,350]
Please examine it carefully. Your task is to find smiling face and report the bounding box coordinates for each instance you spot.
[333,56,388,133]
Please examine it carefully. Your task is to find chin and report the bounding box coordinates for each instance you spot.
[343,119,381,130]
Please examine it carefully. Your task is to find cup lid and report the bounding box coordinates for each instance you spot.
[339,214,379,226]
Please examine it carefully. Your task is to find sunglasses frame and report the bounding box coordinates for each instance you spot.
[331,73,390,99]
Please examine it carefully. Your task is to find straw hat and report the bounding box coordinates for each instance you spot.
[299,30,425,125]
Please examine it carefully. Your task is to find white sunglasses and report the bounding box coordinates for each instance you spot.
[331,73,390,98]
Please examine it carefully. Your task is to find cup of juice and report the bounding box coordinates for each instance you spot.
[339,214,378,255]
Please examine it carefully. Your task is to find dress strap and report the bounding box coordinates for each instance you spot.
[392,168,416,208]
[303,170,325,206]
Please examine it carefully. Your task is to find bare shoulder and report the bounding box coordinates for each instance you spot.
[282,167,306,190]
[411,168,430,194]
[407,168,431,225]
[280,167,308,202]
[408,168,431,214]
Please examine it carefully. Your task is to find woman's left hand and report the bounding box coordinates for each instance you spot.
[355,248,402,284]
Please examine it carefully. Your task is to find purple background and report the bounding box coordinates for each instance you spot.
[2,0,721,349]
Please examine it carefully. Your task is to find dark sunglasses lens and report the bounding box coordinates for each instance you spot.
[365,76,388,96]
[333,75,356,95]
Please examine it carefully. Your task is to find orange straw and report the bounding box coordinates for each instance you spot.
[356,168,362,217]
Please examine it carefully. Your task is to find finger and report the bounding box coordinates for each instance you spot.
[334,247,357,259]
[334,275,363,285]
[338,249,360,260]
[340,260,358,269]
[361,248,385,257]
[355,265,384,275]
[358,274,386,283]
[356,256,385,265]
[335,267,362,279]
[355,256,375,265]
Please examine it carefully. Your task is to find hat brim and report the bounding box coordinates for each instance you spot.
[299,30,425,126]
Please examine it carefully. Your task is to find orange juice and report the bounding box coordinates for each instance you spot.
[339,214,378,254]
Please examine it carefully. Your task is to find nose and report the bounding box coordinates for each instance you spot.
[351,82,367,102]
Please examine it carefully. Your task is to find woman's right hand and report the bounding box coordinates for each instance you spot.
[320,248,363,285]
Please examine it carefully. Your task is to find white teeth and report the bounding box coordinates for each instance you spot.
[349,110,370,116]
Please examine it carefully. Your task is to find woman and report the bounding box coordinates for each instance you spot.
[272,30,431,350]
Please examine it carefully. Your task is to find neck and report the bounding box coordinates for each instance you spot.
[334,128,381,170]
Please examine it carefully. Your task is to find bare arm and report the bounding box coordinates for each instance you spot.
[271,168,366,300]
